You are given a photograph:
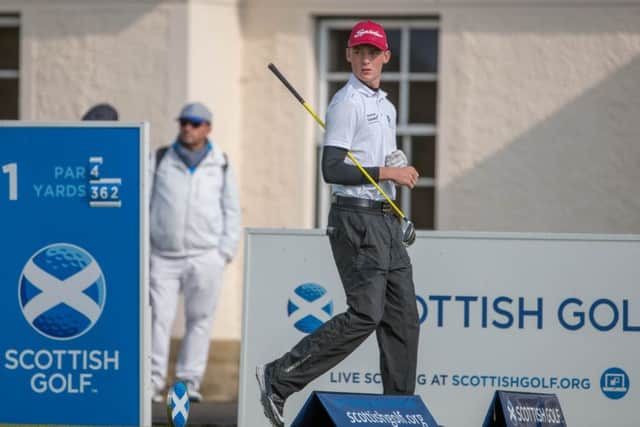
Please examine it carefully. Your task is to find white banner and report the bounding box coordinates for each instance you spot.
[239,230,640,427]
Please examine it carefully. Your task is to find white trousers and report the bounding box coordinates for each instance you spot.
[150,249,225,392]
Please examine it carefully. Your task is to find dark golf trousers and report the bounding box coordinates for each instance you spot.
[270,202,420,399]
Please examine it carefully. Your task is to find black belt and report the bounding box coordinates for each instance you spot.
[332,195,392,211]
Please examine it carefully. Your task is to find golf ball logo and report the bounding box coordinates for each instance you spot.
[287,283,333,334]
[18,243,106,340]
[169,381,190,427]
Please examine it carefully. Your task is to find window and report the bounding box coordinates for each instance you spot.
[0,14,19,119]
[317,18,439,229]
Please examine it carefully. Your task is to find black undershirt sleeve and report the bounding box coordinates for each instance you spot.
[322,146,380,185]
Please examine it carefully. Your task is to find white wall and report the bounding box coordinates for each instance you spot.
[171,0,245,340]
[437,5,640,233]
[241,2,318,230]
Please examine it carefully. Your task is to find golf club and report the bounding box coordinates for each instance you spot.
[268,62,416,247]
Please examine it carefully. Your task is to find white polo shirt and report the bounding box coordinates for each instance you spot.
[324,73,397,201]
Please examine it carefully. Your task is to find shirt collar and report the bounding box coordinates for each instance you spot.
[348,74,387,99]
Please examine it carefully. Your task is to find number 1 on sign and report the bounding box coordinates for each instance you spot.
[2,162,17,201]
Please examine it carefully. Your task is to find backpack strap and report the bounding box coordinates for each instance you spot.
[155,146,170,170]
[222,152,228,171]
[220,152,229,196]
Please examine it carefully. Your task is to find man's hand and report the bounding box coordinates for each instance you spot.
[379,166,420,188]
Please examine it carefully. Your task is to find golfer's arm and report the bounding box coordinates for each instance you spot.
[378,167,397,181]
[322,146,380,185]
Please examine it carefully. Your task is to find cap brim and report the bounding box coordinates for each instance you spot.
[177,116,206,124]
[348,40,388,51]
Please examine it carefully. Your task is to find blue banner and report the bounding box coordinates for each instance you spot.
[483,390,567,427]
[0,124,145,426]
[292,391,439,427]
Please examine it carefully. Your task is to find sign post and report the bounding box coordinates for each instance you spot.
[0,122,150,426]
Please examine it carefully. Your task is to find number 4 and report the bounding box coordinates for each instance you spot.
[90,164,100,178]
[2,162,17,201]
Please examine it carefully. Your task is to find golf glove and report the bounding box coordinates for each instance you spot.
[385,150,408,168]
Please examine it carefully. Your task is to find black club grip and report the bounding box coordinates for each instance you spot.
[268,63,305,105]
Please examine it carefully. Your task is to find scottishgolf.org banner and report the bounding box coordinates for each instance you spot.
[239,229,640,427]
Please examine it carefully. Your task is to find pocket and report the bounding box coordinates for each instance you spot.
[331,208,368,252]
[346,210,371,251]
[212,249,227,269]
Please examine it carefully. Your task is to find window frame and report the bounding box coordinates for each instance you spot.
[316,18,439,228]
[0,14,20,120]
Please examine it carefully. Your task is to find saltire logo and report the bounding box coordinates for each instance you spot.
[168,381,190,427]
[287,283,333,334]
[18,243,106,340]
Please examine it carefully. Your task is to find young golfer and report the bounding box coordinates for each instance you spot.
[257,20,421,427]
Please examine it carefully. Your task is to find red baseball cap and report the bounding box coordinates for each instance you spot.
[348,20,389,51]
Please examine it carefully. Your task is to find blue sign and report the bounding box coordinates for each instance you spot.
[482,390,567,427]
[291,391,439,427]
[0,124,147,426]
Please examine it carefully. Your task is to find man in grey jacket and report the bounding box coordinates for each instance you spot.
[149,102,241,402]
